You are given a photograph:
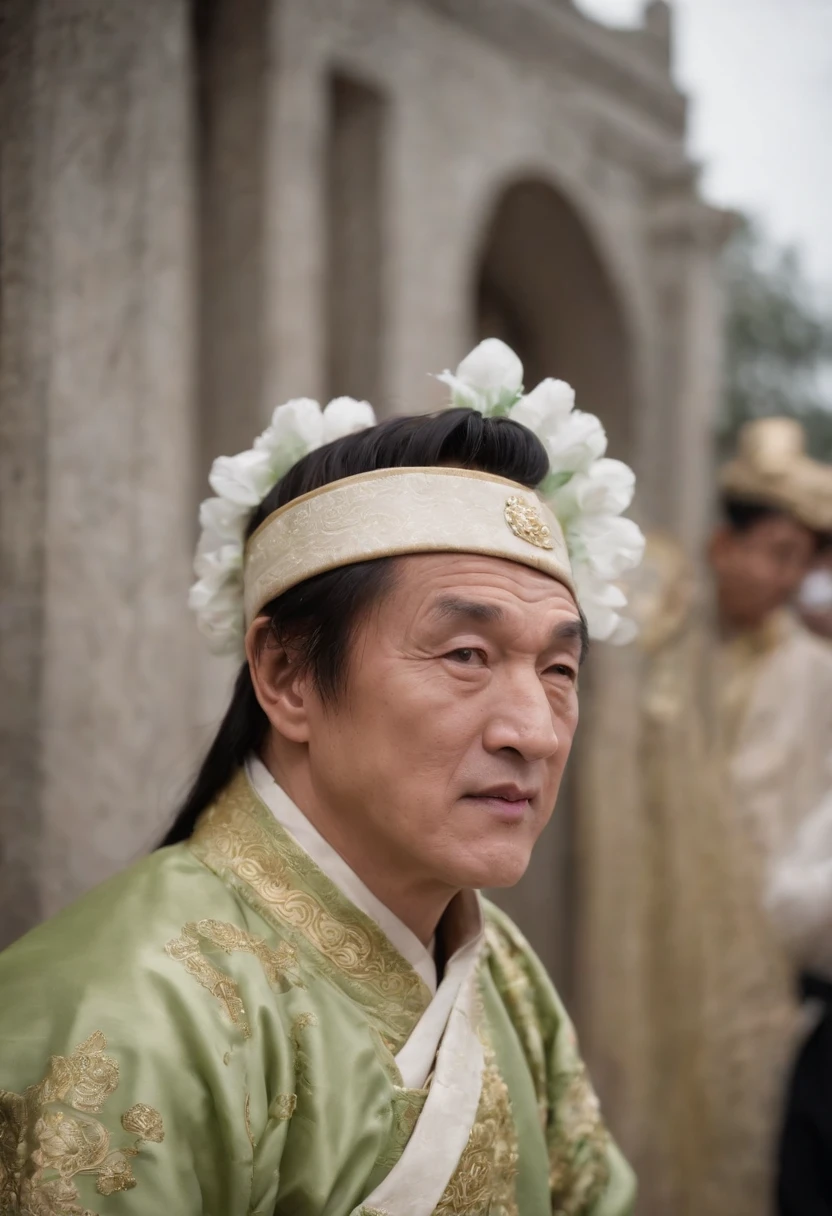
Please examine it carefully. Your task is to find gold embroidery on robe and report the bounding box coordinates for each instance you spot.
[549,1059,610,1216]
[374,1086,428,1172]
[269,1093,297,1121]
[0,1031,164,1215]
[121,1104,164,1143]
[189,773,431,1052]
[290,1012,317,1096]
[244,1095,255,1148]
[485,922,548,1127]
[434,1048,519,1216]
[484,914,611,1211]
[165,918,303,1037]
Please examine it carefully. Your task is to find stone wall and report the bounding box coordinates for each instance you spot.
[0,0,199,933]
[0,0,730,1185]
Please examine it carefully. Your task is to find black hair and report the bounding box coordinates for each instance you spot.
[159,408,549,846]
[720,493,790,533]
[721,492,825,549]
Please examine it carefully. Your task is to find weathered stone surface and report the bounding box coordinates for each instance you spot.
[0,0,728,1191]
[0,0,198,935]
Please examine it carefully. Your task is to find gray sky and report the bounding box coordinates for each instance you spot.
[577,0,832,294]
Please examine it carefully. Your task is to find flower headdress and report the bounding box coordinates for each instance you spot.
[190,340,644,655]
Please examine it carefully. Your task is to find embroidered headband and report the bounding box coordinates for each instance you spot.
[244,467,573,628]
[190,339,645,656]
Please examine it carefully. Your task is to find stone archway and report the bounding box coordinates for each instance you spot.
[476,177,636,1000]
[474,177,636,460]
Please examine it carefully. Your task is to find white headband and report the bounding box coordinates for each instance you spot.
[243,467,573,627]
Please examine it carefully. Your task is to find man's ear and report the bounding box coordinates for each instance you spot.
[245,618,311,744]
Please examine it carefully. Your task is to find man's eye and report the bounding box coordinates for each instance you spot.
[447,648,481,664]
[547,664,577,682]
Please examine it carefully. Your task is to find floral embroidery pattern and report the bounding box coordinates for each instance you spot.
[0,1031,164,1214]
[165,918,303,1038]
[434,1047,519,1216]
[290,1013,317,1096]
[484,910,611,1213]
[549,1064,610,1216]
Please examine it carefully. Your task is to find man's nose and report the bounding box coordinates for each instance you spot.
[481,670,560,761]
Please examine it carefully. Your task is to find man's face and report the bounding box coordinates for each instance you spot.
[301,554,583,892]
[709,514,817,629]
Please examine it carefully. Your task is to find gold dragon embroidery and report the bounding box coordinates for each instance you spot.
[0,1031,164,1215]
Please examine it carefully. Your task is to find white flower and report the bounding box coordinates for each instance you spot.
[568,514,646,582]
[322,396,377,443]
[572,571,632,643]
[255,398,325,474]
[510,379,575,434]
[551,458,635,521]
[193,541,243,587]
[608,616,639,645]
[199,496,251,545]
[544,410,607,474]
[189,580,245,655]
[209,448,276,507]
[436,338,524,415]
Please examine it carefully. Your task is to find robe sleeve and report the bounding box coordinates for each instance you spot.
[484,903,637,1216]
[0,858,297,1216]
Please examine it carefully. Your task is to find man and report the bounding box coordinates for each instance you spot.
[589,416,832,1216]
[0,341,640,1214]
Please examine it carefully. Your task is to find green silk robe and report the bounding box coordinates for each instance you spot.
[0,770,635,1215]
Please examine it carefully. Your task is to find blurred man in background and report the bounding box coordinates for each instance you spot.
[620,416,832,1216]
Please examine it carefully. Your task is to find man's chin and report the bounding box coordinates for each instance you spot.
[447,847,533,892]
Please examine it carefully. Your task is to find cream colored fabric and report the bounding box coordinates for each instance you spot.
[243,467,572,625]
[768,789,832,982]
[358,961,485,1216]
[727,615,832,866]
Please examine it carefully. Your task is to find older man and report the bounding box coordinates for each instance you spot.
[0,342,641,1215]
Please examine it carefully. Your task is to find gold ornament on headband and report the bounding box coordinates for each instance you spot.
[190,340,645,656]
[504,496,554,550]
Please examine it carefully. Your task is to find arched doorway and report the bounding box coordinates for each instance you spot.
[476,178,636,1001]
[474,177,635,459]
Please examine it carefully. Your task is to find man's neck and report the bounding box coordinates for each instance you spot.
[717,604,789,649]
[259,747,455,947]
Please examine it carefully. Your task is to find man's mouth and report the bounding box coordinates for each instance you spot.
[463,785,536,820]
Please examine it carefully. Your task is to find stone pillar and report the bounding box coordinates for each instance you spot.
[0,1,51,945]
[648,171,734,552]
[0,0,198,938]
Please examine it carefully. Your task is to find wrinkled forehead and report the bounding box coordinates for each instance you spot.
[393,550,578,604]
[382,553,585,657]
